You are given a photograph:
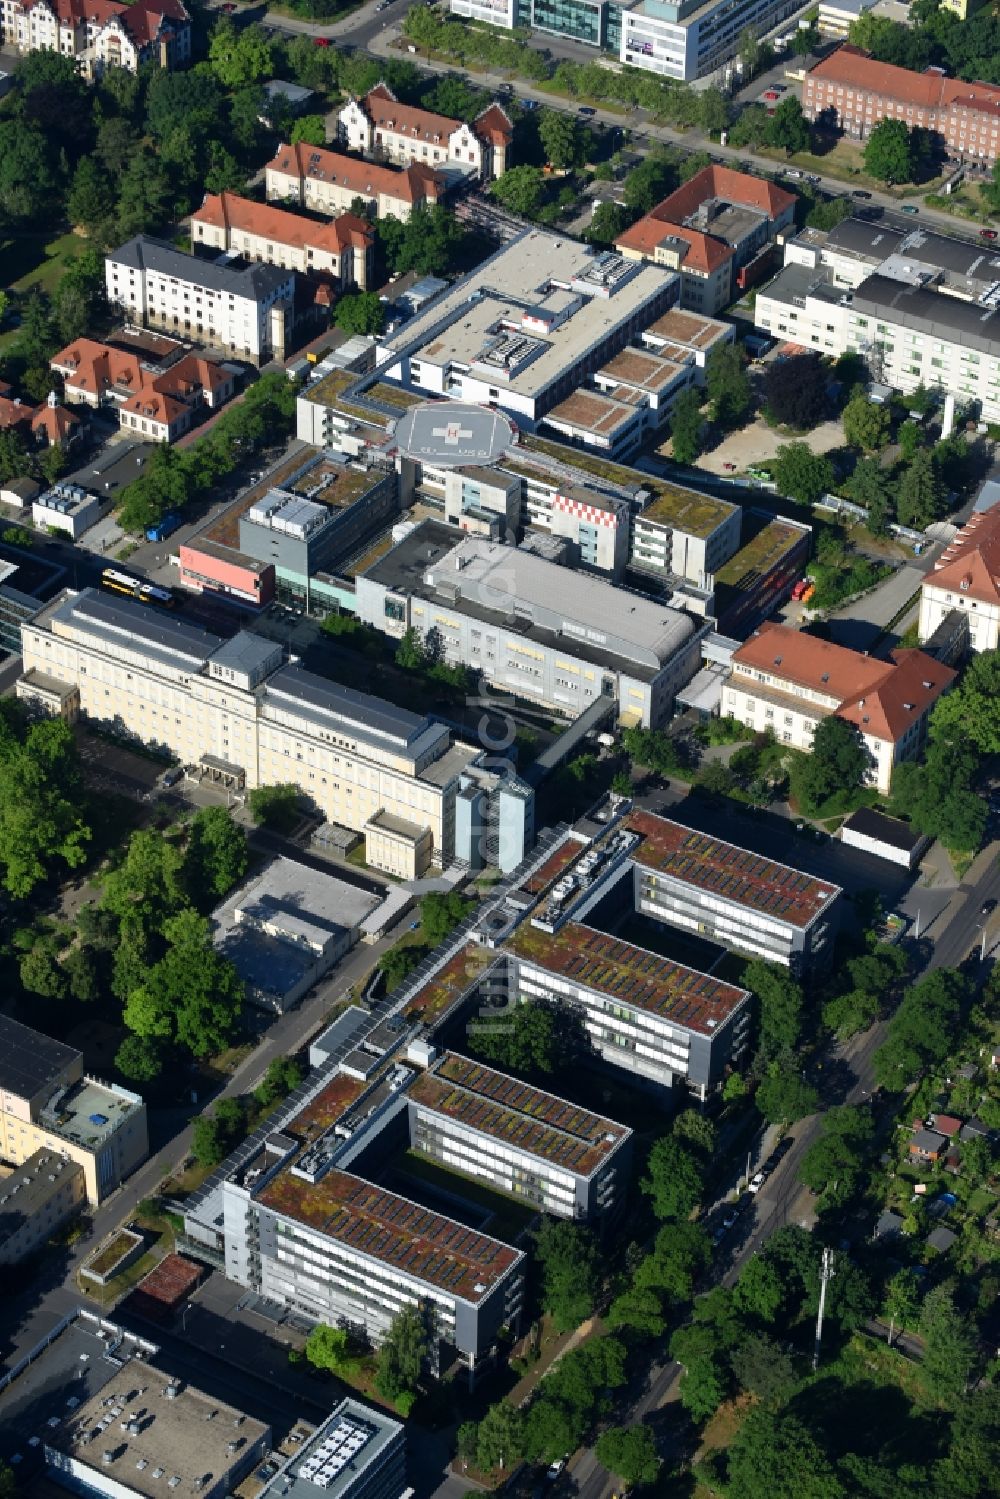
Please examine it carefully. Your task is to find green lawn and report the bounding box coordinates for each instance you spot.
[1,229,89,296]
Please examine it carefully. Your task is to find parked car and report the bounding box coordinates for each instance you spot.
[578,106,596,116]
[313,36,330,45]
[981,228,998,240]
[901,204,919,214]
[852,189,872,199]
[763,90,779,100]
[791,578,809,600]
[749,1171,766,1194]
[722,1205,741,1229]
[160,766,184,788]
[802,583,816,603]
[523,99,539,111]
[546,1456,568,1481]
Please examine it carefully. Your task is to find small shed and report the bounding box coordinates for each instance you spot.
[874,1209,904,1241]
[841,807,928,869]
[926,1225,957,1254]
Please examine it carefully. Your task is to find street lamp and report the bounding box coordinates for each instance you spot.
[975,922,989,962]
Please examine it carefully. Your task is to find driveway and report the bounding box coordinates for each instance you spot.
[825,563,924,651]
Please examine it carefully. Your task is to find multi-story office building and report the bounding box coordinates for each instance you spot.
[338,82,511,180]
[265,141,443,221]
[237,472,398,591]
[223,1069,525,1379]
[616,164,796,312]
[378,232,679,427]
[625,809,842,973]
[407,1051,631,1220]
[802,43,1000,166]
[919,505,1000,655]
[0,0,191,77]
[0,1148,85,1266]
[725,622,955,793]
[0,1015,148,1205]
[355,521,708,728]
[17,588,536,875]
[507,920,752,1097]
[105,237,294,364]
[631,484,740,591]
[713,514,813,637]
[449,0,803,81]
[191,193,375,290]
[638,306,733,381]
[257,1400,406,1499]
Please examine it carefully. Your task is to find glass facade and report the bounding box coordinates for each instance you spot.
[530,0,603,46]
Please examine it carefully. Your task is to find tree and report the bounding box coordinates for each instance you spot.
[67,156,109,235]
[896,418,923,463]
[634,1221,710,1301]
[420,890,471,944]
[379,945,421,992]
[733,1254,784,1323]
[863,118,915,183]
[771,442,835,506]
[586,200,633,246]
[534,1218,601,1331]
[641,1137,703,1221]
[523,1399,584,1466]
[745,960,803,1060]
[727,1409,845,1499]
[622,153,678,213]
[927,649,1000,753]
[756,1059,819,1124]
[0,121,62,222]
[290,114,327,147]
[884,1268,920,1336]
[539,108,587,169]
[248,783,301,833]
[475,1402,524,1473]
[729,103,770,151]
[115,1034,166,1084]
[0,717,92,898]
[114,148,172,239]
[468,999,569,1077]
[768,97,811,155]
[101,828,189,939]
[304,1324,362,1376]
[937,1389,1000,1499]
[794,715,869,810]
[374,1306,428,1404]
[186,806,248,901]
[895,448,944,529]
[669,387,704,464]
[255,1056,303,1108]
[669,1325,727,1421]
[125,909,244,1059]
[335,292,385,336]
[192,1098,245,1166]
[797,1106,873,1202]
[594,1426,661,1489]
[394,627,426,669]
[764,352,828,429]
[208,19,273,90]
[847,455,894,533]
[706,342,752,429]
[673,1109,716,1160]
[491,165,546,218]
[19,943,68,1000]
[842,393,891,452]
[920,1285,976,1400]
[606,1287,666,1338]
[729,1333,796,1403]
[63,944,99,1003]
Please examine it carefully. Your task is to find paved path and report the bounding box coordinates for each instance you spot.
[826,564,925,652]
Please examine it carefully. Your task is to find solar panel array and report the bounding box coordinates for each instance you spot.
[265,1169,519,1301]
[627,812,834,927]
[412,1055,621,1173]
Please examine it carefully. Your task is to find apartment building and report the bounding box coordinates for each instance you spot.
[223,1069,525,1378]
[630,484,740,590]
[0,1148,85,1266]
[338,82,512,180]
[407,1051,631,1221]
[0,0,191,77]
[625,809,842,973]
[17,588,527,874]
[725,622,955,793]
[919,505,1000,654]
[265,141,443,221]
[355,521,708,729]
[106,237,294,364]
[507,919,752,1097]
[802,44,1000,165]
[0,1014,148,1205]
[616,164,797,313]
[379,231,679,427]
[191,193,375,291]
[51,337,236,444]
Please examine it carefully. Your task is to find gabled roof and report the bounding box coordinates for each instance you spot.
[358,82,461,145]
[23,0,190,43]
[473,102,514,146]
[31,404,79,443]
[807,43,1000,121]
[0,395,35,431]
[732,623,954,744]
[193,192,373,255]
[651,163,796,224]
[121,388,188,425]
[266,141,443,202]
[927,505,1000,605]
[615,217,734,275]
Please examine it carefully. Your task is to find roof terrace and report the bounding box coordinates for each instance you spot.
[508,920,748,1035]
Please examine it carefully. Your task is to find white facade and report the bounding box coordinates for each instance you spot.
[105,238,294,364]
[619,0,803,82]
[0,0,191,76]
[32,483,102,540]
[919,575,1000,654]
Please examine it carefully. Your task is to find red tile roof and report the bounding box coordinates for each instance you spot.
[51,338,232,422]
[121,389,188,426]
[474,102,514,147]
[616,217,734,275]
[616,164,791,275]
[266,142,443,203]
[732,622,955,743]
[193,192,373,256]
[23,0,189,44]
[361,82,460,145]
[928,505,1000,605]
[807,43,1000,120]
[31,403,79,444]
[0,395,34,432]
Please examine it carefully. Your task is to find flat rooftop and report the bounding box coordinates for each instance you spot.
[409,1052,629,1177]
[714,517,810,587]
[508,920,749,1036]
[636,482,737,537]
[642,308,732,350]
[256,1168,522,1303]
[53,1353,269,1499]
[0,1014,78,1100]
[393,401,516,467]
[403,942,494,1025]
[598,347,688,394]
[0,1149,83,1241]
[258,1400,402,1499]
[545,388,640,437]
[285,1072,370,1146]
[46,1076,142,1150]
[283,457,385,511]
[626,810,840,930]
[201,450,321,551]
